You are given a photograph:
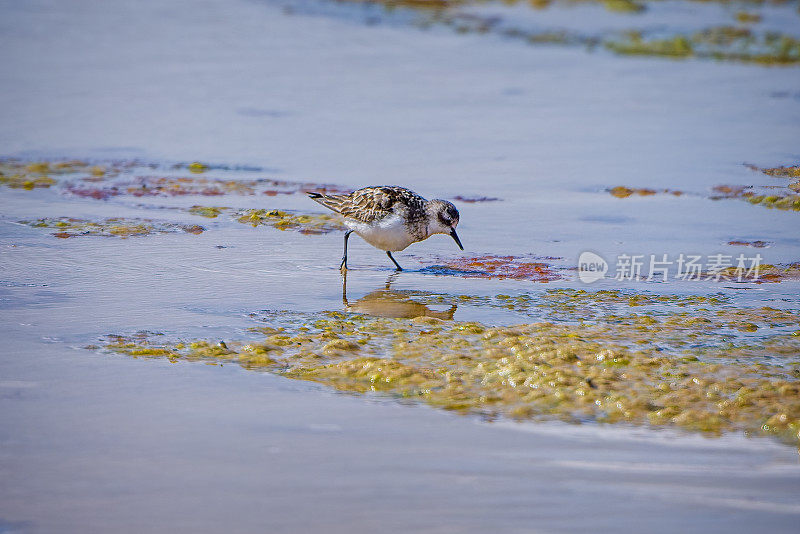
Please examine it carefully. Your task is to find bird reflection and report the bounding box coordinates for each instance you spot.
[342,272,456,320]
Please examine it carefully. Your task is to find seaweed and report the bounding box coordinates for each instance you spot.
[19,217,205,238]
[758,165,800,178]
[605,33,693,58]
[0,158,351,199]
[94,294,800,446]
[187,205,228,218]
[236,208,346,234]
[608,180,800,212]
[727,240,770,248]
[711,185,800,212]
[350,0,800,65]
[608,186,684,198]
[452,195,502,203]
[421,255,565,281]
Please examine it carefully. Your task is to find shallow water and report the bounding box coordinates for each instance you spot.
[1,0,800,532]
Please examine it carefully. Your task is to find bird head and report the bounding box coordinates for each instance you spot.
[427,199,463,250]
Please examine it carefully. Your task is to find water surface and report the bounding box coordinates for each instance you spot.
[1,0,799,532]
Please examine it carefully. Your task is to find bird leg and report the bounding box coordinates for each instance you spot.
[341,268,349,307]
[340,230,353,271]
[386,251,403,271]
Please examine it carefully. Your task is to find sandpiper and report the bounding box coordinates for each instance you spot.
[308,186,463,271]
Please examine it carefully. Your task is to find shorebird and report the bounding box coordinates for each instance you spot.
[308,186,463,271]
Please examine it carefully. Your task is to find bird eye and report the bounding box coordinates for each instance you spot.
[438,213,450,225]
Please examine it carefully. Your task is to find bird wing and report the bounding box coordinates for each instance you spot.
[308,186,425,224]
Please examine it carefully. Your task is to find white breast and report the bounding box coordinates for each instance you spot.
[345,214,420,252]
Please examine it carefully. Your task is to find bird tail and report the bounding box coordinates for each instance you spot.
[307,191,349,214]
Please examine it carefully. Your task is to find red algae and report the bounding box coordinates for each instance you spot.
[452,195,502,203]
[423,255,564,282]
[728,240,771,248]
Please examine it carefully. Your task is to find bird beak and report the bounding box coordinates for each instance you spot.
[450,228,463,250]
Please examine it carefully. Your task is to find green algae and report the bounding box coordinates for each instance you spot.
[94,291,800,447]
[746,194,800,211]
[609,180,800,213]
[430,288,732,321]
[188,162,209,173]
[0,159,132,192]
[750,163,800,179]
[177,204,348,238]
[355,0,800,66]
[735,11,762,24]
[0,160,78,189]
[114,175,348,198]
[19,217,205,238]
[672,163,800,212]
[0,172,56,190]
[361,0,800,65]
[604,28,800,64]
[236,208,346,235]
[2,157,350,238]
[124,176,262,197]
[0,158,350,199]
[602,0,645,13]
[68,172,347,199]
[605,33,692,58]
[188,205,228,218]
[712,186,800,212]
[609,186,684,198]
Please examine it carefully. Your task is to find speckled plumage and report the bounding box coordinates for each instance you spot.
[310,186,427,236]
[308,185,462,270]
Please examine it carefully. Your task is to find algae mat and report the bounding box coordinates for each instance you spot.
[95,289,800,447]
